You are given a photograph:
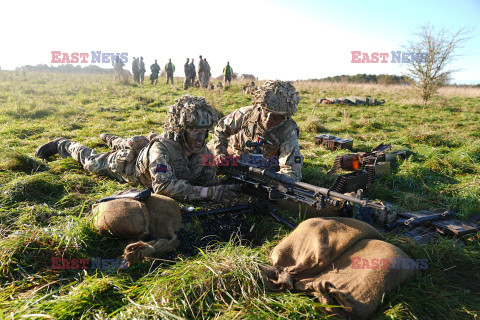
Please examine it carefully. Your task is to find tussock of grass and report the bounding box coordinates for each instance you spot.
[2,172,64,204]
[124,241,269,318]
[303,119,328,133]
[0,150,45,173]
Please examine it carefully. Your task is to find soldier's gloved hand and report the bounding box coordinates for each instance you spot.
[207,184,241,204]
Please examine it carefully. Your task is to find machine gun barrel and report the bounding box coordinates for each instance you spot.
[248,167,385,211]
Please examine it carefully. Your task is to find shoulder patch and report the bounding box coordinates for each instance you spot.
[155,164,168,173]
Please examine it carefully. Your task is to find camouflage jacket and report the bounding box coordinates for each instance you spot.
[211,106,304,180]
[135,135,217,201]
[150,63,160,74]
[139,61,146,73]
[198,60,204,74]
[189,63,196,77]
[132,59,139,72]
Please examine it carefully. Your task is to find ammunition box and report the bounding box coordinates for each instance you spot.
[331,170,368,193]
[314,134,353,151]
[365,161,391,178]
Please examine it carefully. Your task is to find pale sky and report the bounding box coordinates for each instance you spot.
[1,0,479,84]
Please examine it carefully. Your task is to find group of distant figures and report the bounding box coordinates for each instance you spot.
[130,57,175,85]
[111,55,235,89]
[183,55,210,89]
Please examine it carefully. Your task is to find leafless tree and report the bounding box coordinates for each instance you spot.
[403,24,473,105]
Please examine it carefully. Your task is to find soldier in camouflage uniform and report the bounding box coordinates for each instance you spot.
[197,55,204,87]
[35,96,238,203]
[138,57,146,84]
[190,58,196,85]
[210,80,304,181]
[183,58,191,89]
[150,59,160,85]
[112,55,125,81]
[132,57,139,83]
[203,58,211,88]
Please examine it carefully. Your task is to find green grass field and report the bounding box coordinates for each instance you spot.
[0,71,479,319]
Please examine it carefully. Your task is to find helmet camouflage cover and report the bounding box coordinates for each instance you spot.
[164,95,218,133]
[253,80,300,116]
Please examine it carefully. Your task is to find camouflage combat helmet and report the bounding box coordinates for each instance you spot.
[163,95,218,136]
[253,80,300,116]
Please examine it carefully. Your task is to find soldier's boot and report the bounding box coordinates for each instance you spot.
[100,133,120,144]
[35,137,66,159]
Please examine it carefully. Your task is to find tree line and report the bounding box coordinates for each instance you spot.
[311,74,412,85]
[16,64,114,74]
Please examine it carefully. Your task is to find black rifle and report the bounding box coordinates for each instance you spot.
[219,138,386,214]
[385,211,455,230]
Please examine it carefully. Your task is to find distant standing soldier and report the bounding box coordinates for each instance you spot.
[223,62,233,87]
[183,58,191,89]
[190,58,197,84]
[138,57,146,84]
[132,57,139,83]
[203,58,211,88]
[150,59,161,85]
[165,59,175,85]
[112,55,125,81]
[197,55,205,87]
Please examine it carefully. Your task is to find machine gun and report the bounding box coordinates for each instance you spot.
[219,138,386,215]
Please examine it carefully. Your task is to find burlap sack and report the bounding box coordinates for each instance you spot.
[92,199,150,239]
[261,218,417,320]
[123,193,183,263]
[269,217,383,280]
[92,190,183,265]
[144,193,183,238]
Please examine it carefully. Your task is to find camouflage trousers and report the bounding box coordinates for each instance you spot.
[150,73,159,85]
[201,74,210,88]
[57,136,150,185]
[184,75,193,89]
[166,72,174,85]
[133,72,140,83]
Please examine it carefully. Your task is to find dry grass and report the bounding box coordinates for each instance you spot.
[438,86,480,97]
